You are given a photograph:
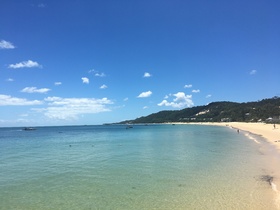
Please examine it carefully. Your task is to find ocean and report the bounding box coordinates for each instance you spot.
[0,124,279,209]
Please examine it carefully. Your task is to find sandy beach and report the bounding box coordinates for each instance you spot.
[169,122,280,161]
[172,122,280,208]
[212,122,280,208]
[168,122,280,146]
[203,122,280,151]
[169,122,280,150]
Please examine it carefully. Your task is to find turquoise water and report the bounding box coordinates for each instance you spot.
[0,124,279,209]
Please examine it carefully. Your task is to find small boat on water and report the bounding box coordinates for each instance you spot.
[23,127,36,131]
[126,125,133,129]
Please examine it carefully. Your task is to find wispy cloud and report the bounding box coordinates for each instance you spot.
[19,113,29,117]
[0,118,33,125]
[192,89,200,93]
[81,77,89,84]
[143,72,152,78]
[6,78,14,82]
[33,97,113,120]
[184,84,192,88]
[100,84,108,89]
[95,72,106,77]
[38,3,46,8]
[0,94,42,106]
[250,70,257,75]
[206,94,212,98]
[158,92,193,108]
[143,106,148,109]
[164,95,169,99]
[124,97,128,101]
[8,60,42,69]
[54,82,62,86]
[137,91,152,98]
[89,69,106,77]
[21,87,51,94]
[0,40,15,49]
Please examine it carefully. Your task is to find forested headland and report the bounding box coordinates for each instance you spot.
[118,97,280,124]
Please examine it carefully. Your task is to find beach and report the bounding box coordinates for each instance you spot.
[169,122,280,149]
[186,122,280,208]
[203,122,280,150]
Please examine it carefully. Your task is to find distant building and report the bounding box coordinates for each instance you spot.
[221,118,231,122]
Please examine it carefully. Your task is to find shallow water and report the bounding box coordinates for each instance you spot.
[0,124,279,209]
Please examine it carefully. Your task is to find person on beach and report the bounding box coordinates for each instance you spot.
[237,129,239,134]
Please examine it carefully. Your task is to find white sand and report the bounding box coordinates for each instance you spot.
[205,122,280,151]
[168,122,280,150]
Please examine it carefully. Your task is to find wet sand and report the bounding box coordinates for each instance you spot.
[169,122,280,208]
[201,122,280,151]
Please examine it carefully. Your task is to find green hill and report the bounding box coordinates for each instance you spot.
[118,97,280,124]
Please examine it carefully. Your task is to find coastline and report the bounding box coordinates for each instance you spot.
[195,122,280,151]
[167,122,280,150]
[168,122,280,208]
[207,122,280,208]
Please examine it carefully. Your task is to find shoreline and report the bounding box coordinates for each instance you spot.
[196,122,280,151]
[168,122,280,208]
[206,122,280,208]
[167,122,280,151]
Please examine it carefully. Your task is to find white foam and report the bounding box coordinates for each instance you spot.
[244,133,260,144]
[271,182,278,192]
[271,182,280,209]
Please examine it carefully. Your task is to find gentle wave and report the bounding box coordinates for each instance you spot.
[245,133,260,144]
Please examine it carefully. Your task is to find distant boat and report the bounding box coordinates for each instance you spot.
[23,127,36,131]
[126,125,133,129]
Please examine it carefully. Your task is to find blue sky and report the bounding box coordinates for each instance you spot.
[1,0,280,126]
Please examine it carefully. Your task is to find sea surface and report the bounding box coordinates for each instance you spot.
[0,124,280,209]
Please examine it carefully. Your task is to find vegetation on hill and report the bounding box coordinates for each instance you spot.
[118,97,280,124]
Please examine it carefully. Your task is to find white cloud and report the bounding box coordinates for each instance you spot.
[158,92,193,108]
[137,91,152,98]
[8,60,42,69]
[143,72,152,78]
[34,97,113,120]
[20,113,29,117]
[54,82,62,86]
[0,40,15,49]
[0,94,43,106]
[100,84,108,89]
[38,3,46,8]
[89,69,106,77]
[184,84,192,88]
[206,94,212,98]
[95,72,106,77]
[81,77,89,84]
[21,87,51,93]
[250,70,257,75]
[6,78,14,82]
[143,106,148,109]
[192,89,200,93]
[16,118,30,123]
